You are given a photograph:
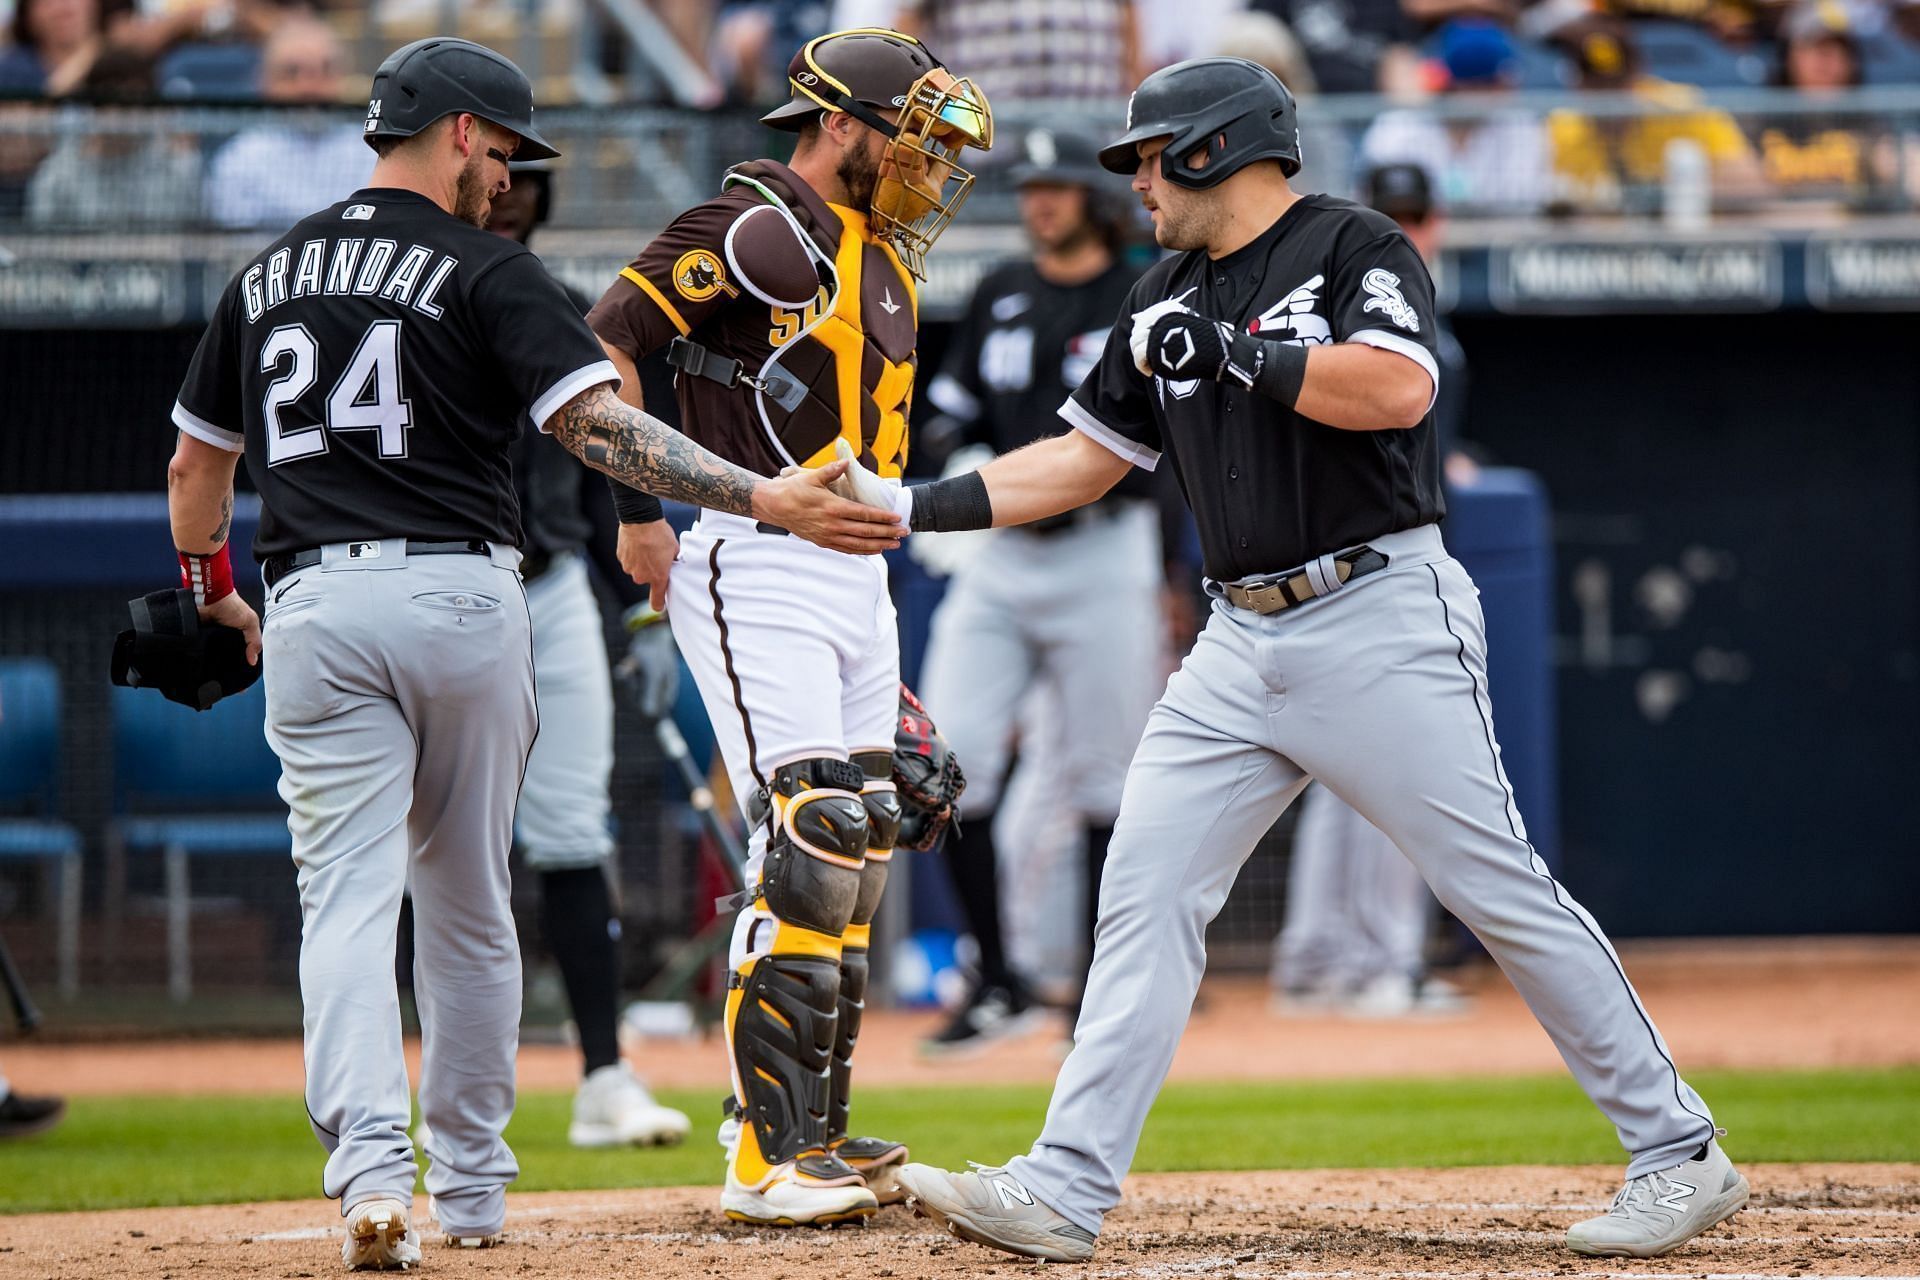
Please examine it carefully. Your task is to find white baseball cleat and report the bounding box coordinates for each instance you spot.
[1566,1135,1750,1257]
[896,1161,1097,1262]
[427,1195,503,1249]
[721,1153,880,1227]
[341,1197,421,1271]
[568,1062,691,1148]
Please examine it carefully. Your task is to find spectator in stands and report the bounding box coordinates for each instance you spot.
[1248,0,1419,93]
[1597,0,1760,44]
[1357,18,1552,214]
[204,18,368,231]
[712,0,830,104]
[27,43,202,227]
[1545,15,1767,213]
[0,0,109,97]
[892,0,1141,102]
[1758,2,1913,206]
[1212,9,1354,197]
[0,0,266,97]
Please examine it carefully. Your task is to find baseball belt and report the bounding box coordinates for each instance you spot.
[263,539,491,589]
[1223,546,1387,615]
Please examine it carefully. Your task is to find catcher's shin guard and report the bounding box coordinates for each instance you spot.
[826,752,910,1202]
[728,757,870,1188]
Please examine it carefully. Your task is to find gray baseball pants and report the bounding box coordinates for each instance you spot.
[263,540,536,1237]
[1005,523,1716,1234]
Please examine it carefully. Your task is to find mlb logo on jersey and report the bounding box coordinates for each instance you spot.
[343,205,375,221]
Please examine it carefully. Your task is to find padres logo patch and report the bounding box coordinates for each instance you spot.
[672,250,737,302]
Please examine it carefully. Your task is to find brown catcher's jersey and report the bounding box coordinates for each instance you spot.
[588,159,919,480]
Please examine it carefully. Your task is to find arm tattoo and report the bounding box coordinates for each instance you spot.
[210,492,233,546]
[548,384,758,516]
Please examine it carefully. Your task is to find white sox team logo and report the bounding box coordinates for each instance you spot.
[1362,269,1421,332]
[1250,275,1332,346]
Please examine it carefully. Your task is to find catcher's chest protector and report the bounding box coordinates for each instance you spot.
[726,162,918,478]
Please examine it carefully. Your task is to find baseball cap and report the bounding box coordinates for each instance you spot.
[1364,164,1436,221]
[1782,0,1859,45]
[1439,19,1518,87]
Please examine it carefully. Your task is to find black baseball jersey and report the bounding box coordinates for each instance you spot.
[1063,194,1444,581]
[172,187,619,560]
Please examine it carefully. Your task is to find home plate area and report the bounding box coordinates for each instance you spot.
[5,1163,1915,1279]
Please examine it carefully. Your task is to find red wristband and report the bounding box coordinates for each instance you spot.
[179,544,235,607]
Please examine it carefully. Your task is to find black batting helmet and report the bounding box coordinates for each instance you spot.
[363,37,558,161]
[1098,57,1300,187]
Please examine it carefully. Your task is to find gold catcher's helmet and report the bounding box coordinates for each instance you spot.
[761,28,992,279]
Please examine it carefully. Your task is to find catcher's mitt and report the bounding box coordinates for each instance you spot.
[893,682,965,852]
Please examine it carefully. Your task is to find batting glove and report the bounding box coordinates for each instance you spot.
[618,604,680,721]
[1143,311,1265,390]
[1128,296,1197,375]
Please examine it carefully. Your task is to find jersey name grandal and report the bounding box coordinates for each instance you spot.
[172,187,618,560]
[239,235,459,322]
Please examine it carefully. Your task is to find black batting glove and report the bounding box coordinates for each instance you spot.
[1145,311,1264,389]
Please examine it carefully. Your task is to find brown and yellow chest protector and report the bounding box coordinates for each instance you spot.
[727,164,918,479]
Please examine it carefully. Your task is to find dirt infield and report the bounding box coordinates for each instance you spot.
[8,937,1920,1097]
[2,1163,1915,1279]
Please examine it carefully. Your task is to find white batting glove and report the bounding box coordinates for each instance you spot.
[1129,296,1197,376]
[828,438,916,524]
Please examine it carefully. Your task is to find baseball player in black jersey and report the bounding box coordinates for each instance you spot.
[874,57,1747,1263]
[915,128,1161,1055]
[161,37,901,1271]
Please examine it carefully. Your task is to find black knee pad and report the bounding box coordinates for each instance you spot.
[733,952,840,1165]
[759,757,869,935]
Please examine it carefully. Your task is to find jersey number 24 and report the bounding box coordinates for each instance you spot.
[261,320,413,465]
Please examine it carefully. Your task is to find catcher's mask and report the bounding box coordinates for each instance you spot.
[770,28,993,279]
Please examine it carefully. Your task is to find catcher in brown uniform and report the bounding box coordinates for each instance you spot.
[588,28,990,1226]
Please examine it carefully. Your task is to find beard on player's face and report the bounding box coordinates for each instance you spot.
[837,129,884,211]
[453,149,492,228]
[1153,186,1223,252]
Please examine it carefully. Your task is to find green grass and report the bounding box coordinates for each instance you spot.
[1,1068,1913,1215]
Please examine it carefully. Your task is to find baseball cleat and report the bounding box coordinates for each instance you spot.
[896,1161,1097,1262]
[721,1152,879,1227]
[834,1134,910,1205]
[920,982,1049,1059]
[568,1062,691,1148]
[442,1230,503,1249]
[1566,1135,1750,1257]
[341,1197,422,1271]
[427,1195,504,1250]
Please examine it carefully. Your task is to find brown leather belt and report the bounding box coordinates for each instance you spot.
[1222,546,1388,615]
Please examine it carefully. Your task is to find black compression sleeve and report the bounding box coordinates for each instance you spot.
[607,476,664,525]
[908,470,993,533]
[1226,332,1309,409]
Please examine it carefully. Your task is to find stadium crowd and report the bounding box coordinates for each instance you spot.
[1,0,1917,224]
